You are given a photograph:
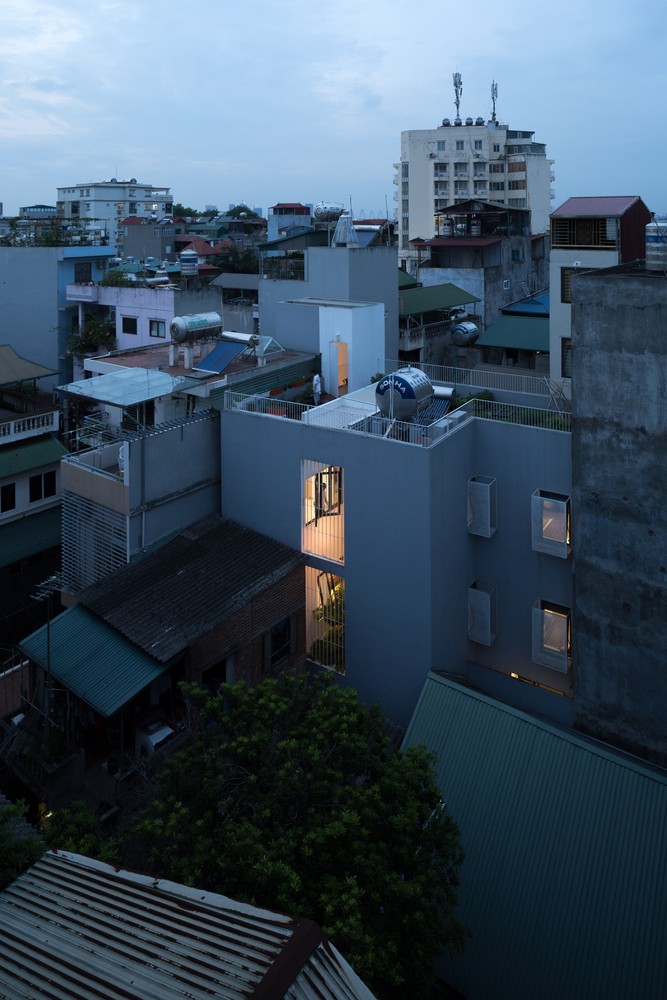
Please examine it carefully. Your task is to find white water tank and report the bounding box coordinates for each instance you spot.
[170,312,222,343]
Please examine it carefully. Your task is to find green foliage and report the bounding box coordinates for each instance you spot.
[0,802,43,889]
[227,204,260,219]
[171,203,203,217]
[42,800,116,861]
[119,675,467,999]
[369,372,385,383]
[67,313,116,357]
[219,246,259,273]
[99,268,133,287]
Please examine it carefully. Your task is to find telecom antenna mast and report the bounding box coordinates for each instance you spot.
[491,81,498,122]
[453,72,462,121]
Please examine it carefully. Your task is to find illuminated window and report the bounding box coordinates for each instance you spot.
[531,490,571,558]
[468,476,497,538]
[532,600,571,672]
[303,462,344,563]
[306,568,345,673]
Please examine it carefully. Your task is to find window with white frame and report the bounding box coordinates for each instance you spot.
[149,319,166,338]
[29,471,56,504]
[1,483,16,514]
[532,490,571,557]
[468,580,497,646]
[467,476,497,537]
[532,600,571,672]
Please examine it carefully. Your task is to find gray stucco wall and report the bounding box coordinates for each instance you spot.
[220,402,573,728]
[571,266,667,764]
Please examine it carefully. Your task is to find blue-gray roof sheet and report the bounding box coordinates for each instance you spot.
[403,674,667,1000]
[19,606,169,718]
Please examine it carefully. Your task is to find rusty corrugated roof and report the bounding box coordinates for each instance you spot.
[551,196,643,218]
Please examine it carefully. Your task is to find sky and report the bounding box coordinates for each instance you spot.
[1,0,666,218]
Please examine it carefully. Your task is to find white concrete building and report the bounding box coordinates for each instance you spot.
[56,179,173,254]
[396,112,554,263]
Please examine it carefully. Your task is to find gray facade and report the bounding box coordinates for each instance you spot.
[259,245,398,362]
[0,245,114,386]
[219,392,572,728]
[571,263,667,764]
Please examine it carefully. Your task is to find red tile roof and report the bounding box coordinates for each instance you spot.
[173,235,218,255]
[551,196,643,218]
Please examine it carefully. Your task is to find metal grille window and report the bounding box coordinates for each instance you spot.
[302,461,344,564]
[551,217,618,248]
[74,262,92,283]
[561,268,576,304]
[306,568,345,673]
[61,491,127,593]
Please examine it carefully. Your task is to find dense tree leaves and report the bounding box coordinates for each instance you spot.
[0,802,43,890]
[120,675,467,999]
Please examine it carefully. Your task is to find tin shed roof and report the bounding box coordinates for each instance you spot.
[551,196,643,218]
[0,851,376,999]
[79,516,304,662]
[399,283,480,316]
[0,345,59,385]
[19,606,170,718]
[476,314,549,352]
[403,674,667,1000]
[0,437,68,478]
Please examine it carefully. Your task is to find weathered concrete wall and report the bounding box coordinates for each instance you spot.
[571,265,667,764]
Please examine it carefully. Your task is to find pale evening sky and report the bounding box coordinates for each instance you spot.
[1,0,665,218]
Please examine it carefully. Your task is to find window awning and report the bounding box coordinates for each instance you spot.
[19,606,170,718]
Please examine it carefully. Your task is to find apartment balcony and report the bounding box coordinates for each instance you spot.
[66,283,100,302]
[0,405,59,445]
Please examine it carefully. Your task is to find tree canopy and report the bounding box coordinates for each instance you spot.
[226,203,260,219]
[115,675,467,999]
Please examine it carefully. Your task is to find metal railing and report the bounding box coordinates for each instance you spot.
[260,256,306,281]
[385,360,552,397]
[225,391,311,420]
[460,398,571,432]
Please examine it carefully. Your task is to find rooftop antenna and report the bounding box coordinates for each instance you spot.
[491,81,498,122]
[453,72,463,121]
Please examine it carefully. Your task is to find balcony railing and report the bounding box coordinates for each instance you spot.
[386,360,552,397]
[460,397,571,432]
[0,409,59,444]
[260,257,306,281]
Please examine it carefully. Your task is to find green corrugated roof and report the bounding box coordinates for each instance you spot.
[19,606,170,718]
[398,283,480,317]
[398,268,418,289]
[403,674,667,1000]
[0,508,61,567]
[0,437,68,479]
[476,314,549,351]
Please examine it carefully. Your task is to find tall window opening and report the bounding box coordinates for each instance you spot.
[303,461,344,563]
[306,568,345,673]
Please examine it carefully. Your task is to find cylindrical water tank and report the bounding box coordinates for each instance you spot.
[471,220,482,237]
[170,312,222,343]
[646,221,667,272]
[179,249,199,276]
[441,219,454,236]
[375,368,434,420]
[451,321,479,347]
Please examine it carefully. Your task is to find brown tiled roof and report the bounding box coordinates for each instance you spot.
[173,235,218,255]
[79,516,304,662]
[551,196,643,218]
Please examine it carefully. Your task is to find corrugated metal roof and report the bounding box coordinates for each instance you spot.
[399,282,480,316]
[551,196,643,218]
[19,606,169,718]
[398,268,418,289]
[476,314,550,351]
[0,507,61,567]
[0,851,376,999]
[403,674,667,1000]
[80,516,304,663]
[0,436,68,478]
[0,344,59,385]
[502,291,549,316]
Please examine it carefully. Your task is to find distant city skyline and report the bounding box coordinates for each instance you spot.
[1,0,666,220]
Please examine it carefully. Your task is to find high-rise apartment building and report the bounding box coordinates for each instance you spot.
[56,178,173,253]
[396,80,554,263]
